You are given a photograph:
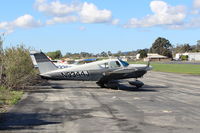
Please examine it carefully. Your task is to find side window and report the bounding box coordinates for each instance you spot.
[110,61,121,68]
[116,61,121,67]
[99,63,109,69]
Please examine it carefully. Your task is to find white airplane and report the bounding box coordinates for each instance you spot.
[30,51,152,88]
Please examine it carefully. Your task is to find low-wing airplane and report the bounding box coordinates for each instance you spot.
[30,51,152,88]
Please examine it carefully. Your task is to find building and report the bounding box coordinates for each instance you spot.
[175,52,200,61]
[175,53,189,60]
[144,53,170,62]
[136,53,170,61]
[188,53,200,61]
[136,54,140,60]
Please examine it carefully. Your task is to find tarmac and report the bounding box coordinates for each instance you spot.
[0,71,200,133]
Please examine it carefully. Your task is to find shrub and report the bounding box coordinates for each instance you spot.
[2,45,37,89]
[180,55,188,61]
[0,85,23,106]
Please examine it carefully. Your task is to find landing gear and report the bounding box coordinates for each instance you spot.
[96,82,105,88]
[128,80,144,88]
[97,80,144,89]
[96,81,119,89]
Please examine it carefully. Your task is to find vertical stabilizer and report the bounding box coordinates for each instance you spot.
[30,51,57,74]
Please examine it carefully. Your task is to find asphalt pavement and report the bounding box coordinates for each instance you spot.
[0,71,200,133]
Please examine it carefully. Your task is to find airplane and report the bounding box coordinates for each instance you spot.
[30,51,152,89]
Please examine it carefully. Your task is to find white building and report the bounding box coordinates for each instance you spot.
[136,54,140,60]
[188,53,200,61]
[175,53,200,61]
[137,53,169,61]
[144,53,168,61]
[175,53,189,60]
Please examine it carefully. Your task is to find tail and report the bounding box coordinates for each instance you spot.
[30,51,58,74]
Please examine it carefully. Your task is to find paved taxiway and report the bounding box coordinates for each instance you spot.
[0,71,200,133]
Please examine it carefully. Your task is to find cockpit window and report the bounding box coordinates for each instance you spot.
[119,59,129,67]
[116,61,121,67]
[99,63,109,69]
[110,61,121,68]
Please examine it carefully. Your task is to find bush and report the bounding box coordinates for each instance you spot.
[180,55,188,61]
[1,45,37,89]
[0,85,23,107]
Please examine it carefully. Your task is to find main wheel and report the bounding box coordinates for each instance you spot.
[96,82,105,88]
[129,80,144,88]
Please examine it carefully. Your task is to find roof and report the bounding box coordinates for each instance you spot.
[147,53,167,59]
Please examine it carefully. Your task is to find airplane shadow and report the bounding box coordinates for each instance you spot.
[48,82,167,92]
[50,85,97,89]
[111,84,164,92]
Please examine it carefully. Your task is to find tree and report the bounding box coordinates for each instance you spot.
[64,52,72,58]
[174,44,192,53]
[100,51,107,57]
[196,40,200,52]
[0,36,3,84]
[108,51,112,56]
[0,36,3,54]
[181,44,191,52]
[138,49,147,59]
[197,40,200,45]
[80,52,92,58]
[150,37,172,58]
[46,50,62,60]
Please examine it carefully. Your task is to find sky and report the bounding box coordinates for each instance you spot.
[0,0,200,54]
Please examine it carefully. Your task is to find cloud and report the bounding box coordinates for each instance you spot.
[79,26,86,31]
[35,0,81,16]
[79,2,112,23]
[0,14,42,33]
[125,0,186,28]
[46,16,78,25]
[192,0,200,15]
[194,0,200,8]
[169,18,200,29]
[0,22,13,34]
[1,0,117,34]
[13,14,42,28]
[35,0,114,24]
[111,19,120,25]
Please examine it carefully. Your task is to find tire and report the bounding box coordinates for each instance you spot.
[96,82,105,88]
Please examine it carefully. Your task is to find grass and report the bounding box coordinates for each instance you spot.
[129,61,200,75]
[151,63,200,75]
[0,86,23,113]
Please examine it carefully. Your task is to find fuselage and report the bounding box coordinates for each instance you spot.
[40,59,151,82]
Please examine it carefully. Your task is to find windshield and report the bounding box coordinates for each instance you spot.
[110,61,121,68]
[119,59,129,67]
